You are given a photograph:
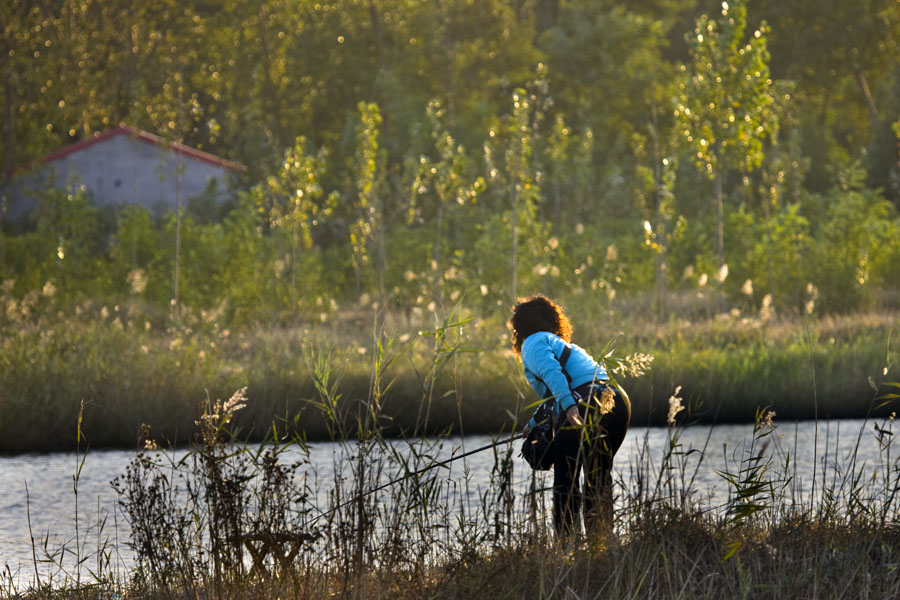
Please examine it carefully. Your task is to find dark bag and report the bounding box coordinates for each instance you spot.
[520,344,573,471]
[521,400,556,470]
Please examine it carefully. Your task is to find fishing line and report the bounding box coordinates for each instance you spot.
[302,434,520,528]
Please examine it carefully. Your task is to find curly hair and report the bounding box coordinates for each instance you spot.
[509,294,574,356]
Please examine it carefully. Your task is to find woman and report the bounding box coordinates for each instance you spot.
[511,294,630,536]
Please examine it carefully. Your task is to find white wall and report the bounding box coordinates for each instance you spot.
[3,133,235,220]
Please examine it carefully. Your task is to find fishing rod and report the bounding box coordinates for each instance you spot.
[305,433,521,527]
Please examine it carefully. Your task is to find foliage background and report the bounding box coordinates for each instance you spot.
[2,0,900,449]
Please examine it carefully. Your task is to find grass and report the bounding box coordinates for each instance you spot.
[1,298,898,452]
[3,305,900,599]
[417,518,900,598]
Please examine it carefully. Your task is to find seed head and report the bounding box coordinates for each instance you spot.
[667,386,684,427]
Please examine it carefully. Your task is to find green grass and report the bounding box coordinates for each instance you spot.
[1,300,898,452]
[626,310,900,424]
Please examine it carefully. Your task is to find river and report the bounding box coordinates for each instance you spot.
[1,417,897,588]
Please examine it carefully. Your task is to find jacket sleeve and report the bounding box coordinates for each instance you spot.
[524,368,547,429]
[522,335,577,414]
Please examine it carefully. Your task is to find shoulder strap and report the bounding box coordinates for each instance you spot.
[558,344,572,385]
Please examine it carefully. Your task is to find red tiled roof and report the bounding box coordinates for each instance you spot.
[42,124,246,172]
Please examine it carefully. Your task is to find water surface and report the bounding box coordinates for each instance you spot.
[1,418,895,587]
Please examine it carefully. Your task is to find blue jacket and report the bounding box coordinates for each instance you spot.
[522,331,608,428]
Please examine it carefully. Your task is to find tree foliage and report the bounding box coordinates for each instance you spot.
[2,0,899,325]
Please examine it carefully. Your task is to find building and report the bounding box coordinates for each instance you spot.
[3,124,245,221]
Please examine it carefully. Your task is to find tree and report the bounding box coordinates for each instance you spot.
[540,2,674,169]
[675,0,778,305]
[253,136,334,324]
[493,87,542,303]
[754,0,900,127]
[108,205,165,302]
[409,101,483,305]
[812,182,900,311]
[30,186,103,301]
[752,0,900,198]
[350,102,387,302]
[399,0,544,150]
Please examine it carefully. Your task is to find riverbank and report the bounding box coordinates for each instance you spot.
[11,523,899,599]
[1,307,897,453]
[5,408,900,599]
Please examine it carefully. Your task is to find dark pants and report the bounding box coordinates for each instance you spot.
[553,384,630,536]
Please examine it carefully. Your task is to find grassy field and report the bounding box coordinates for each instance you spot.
[0,299,898,453]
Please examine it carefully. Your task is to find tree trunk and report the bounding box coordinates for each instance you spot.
[762,180,773,301]
[714,144,725,312]
[510,185,519,303]
[651,103,666,322]
[855,70,880,129]
[433,202,444,305]
[369,1,387,314]
[173,150,182,322]
[256,1,285,148]
[1,80,12,267]
[3,80,12,174]
[376,195,386,310]
[290,221,297,326]
[172,80,184,322]
[354,255,362,299]
[437,0,456,114]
